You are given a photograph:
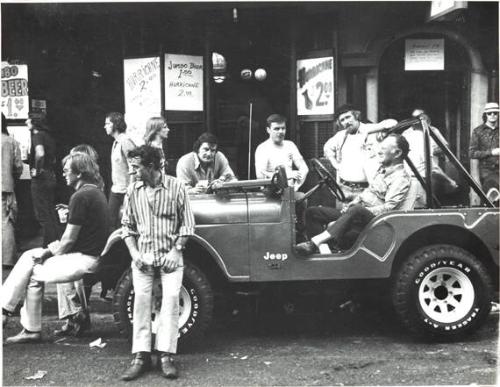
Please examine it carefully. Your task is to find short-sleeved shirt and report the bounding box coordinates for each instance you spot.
[29,130,56,172]
[176,151,235,187]
[323,123,381,183]
[255,139,304,179]
[111,133,136,194]
[68,184,109,256]
[402,125,447,176]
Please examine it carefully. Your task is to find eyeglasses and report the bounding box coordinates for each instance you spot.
[486,112,498,116]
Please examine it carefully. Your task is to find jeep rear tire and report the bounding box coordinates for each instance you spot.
[392,244,493,340]
[112,261,214,348]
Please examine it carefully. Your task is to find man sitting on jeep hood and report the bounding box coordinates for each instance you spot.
[295,134,412,256]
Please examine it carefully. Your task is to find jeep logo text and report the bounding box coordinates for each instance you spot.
[263,252,288,261]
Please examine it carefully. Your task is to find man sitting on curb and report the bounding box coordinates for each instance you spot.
[295,134,412,256]
[2,153,109,342]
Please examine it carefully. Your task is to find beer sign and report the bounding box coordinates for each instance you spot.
[1,62,29,119]
[296,56,334,116]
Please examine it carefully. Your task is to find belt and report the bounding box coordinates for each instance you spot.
[339,178,368,189]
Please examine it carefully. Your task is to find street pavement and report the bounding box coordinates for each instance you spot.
[2,298,498,386]
[2,233,499,386]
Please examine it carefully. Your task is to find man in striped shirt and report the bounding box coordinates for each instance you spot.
[120,145,195,381]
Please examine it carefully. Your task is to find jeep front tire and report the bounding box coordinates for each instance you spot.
[392,244,493,340]
[112,261,214,348]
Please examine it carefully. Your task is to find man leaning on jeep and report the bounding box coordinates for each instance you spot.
[121,145,195,381]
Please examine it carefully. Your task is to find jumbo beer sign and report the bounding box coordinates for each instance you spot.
[1,62,29,119]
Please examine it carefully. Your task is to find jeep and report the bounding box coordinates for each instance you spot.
[92,115,499,345]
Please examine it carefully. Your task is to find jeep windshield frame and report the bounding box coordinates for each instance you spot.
[374,116,495,209]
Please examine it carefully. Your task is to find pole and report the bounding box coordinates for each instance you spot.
[247,102,253,180]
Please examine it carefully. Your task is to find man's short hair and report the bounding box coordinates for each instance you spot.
[266,114,286,127]
[388,133,410,160]
[62,152,102,184]
[105,112,127,133]
[128,145,163,170]
[193,132,218,152]
[334,104,361,122]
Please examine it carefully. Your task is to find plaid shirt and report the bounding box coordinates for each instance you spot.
[121,174,195,267]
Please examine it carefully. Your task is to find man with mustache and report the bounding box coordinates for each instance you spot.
[176,132,236,194]
[323,104,397,201]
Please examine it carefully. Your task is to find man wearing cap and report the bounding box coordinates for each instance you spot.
[323,104,397,202]
[469,102,500,193]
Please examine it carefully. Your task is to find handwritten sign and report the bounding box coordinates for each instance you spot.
[296,57,334,116]
[164,54,203,111]
[123,57,161,144]
[405,39,444,71]
[1,62,29,119]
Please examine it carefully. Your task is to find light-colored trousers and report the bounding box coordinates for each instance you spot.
[131,263,183,354]
[2,247,98,332]
[57,279,87,319]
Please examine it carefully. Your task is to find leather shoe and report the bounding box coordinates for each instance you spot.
[121,353,151,381]
[294,241,319,256]
[53,319,75,337]
[5,329,41,344]
[159,354,178,379]
[72,310,91,337]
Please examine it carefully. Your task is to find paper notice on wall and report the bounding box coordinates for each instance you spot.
[296,56,334,116]
[1,62,29,119]
[164,54,203,111]
[123,57,161,144]
[405,39,444,71]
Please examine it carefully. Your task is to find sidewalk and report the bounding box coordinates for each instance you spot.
[2,233,112,316]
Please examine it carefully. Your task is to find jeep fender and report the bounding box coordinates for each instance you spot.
[187,234,247,281]
[100,231,241,281]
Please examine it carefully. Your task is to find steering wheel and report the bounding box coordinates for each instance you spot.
[300,158,346,203]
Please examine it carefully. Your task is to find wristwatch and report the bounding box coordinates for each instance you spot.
[175,244,185,251]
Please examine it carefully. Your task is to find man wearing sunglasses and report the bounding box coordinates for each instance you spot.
[469,102,499,193]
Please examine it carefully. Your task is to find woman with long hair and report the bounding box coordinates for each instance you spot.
[143,116,169,171]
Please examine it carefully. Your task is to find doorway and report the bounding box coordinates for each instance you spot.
[379,35,470,163]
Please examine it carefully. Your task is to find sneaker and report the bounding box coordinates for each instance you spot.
[5,329,41,344]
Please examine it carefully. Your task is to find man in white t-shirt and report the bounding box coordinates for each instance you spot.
[255,114,309,191]
[323,104,397,201]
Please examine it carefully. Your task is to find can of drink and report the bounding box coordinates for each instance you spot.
[58,208,69,223]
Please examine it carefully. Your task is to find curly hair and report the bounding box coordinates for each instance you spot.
[127,145,163,170]
[192,132,218,153]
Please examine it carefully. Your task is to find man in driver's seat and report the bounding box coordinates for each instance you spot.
[295,134,412,256]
